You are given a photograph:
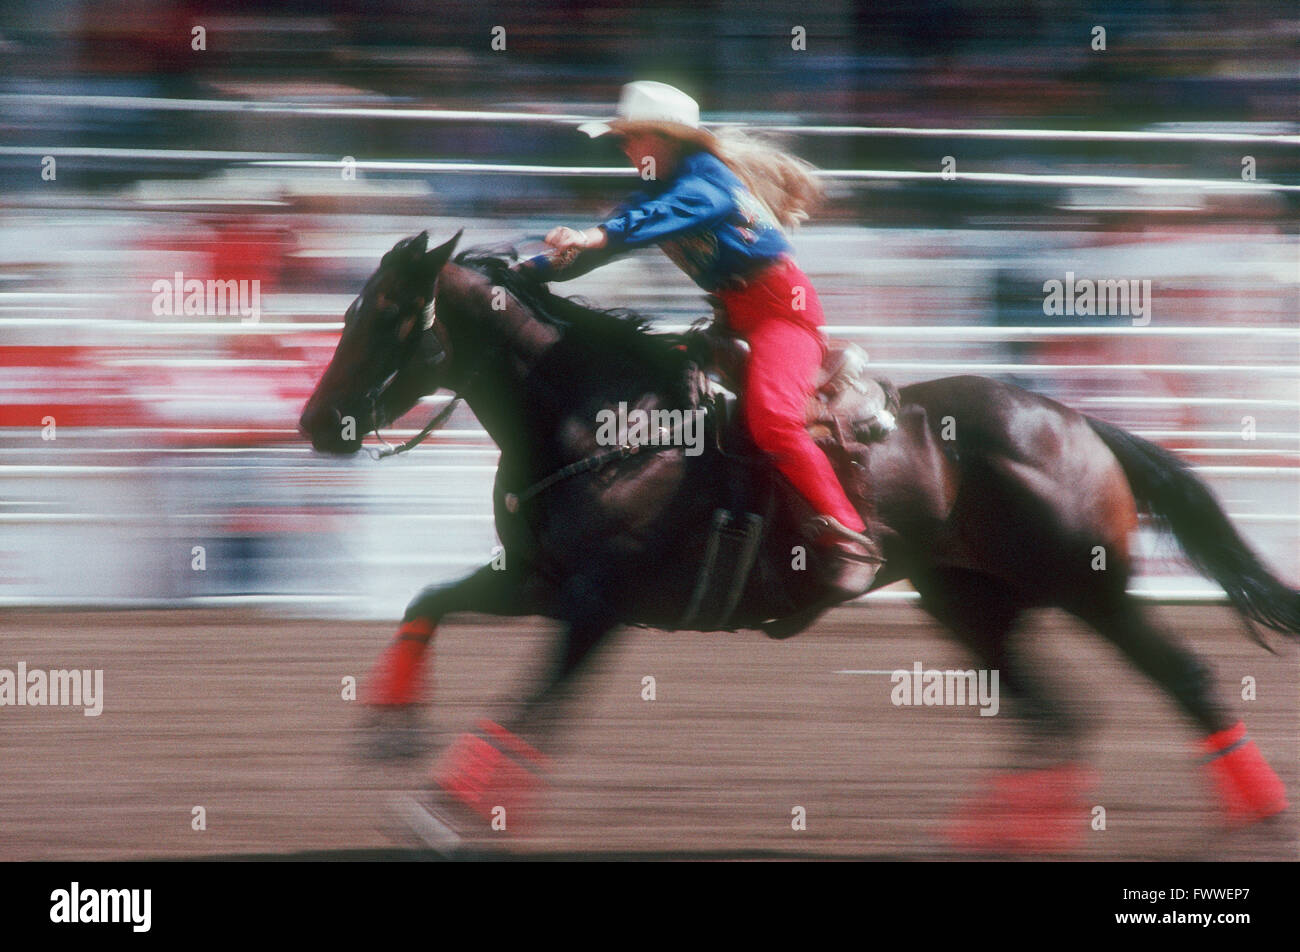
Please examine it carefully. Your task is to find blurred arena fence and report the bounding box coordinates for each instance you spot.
[1,97,1294,616]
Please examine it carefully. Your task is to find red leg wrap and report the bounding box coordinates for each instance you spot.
[944,763,1097,854]
[433,724,548,834]
[363,619,434,706]
[1201,722,1288,826]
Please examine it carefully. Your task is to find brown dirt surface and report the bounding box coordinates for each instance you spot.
[0,604,1295,861]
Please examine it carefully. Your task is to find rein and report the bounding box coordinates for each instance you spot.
[503,415,697,514]
[365,295,468,460]
[363,255,696,507]
[361,263,530,462]
[367,393,464,460]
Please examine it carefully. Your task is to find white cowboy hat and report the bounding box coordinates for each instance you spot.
[577,81,714,146]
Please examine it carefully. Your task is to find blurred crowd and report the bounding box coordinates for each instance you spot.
[0,0,1295,609]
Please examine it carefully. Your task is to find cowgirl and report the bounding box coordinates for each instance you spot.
[528,81,880,600]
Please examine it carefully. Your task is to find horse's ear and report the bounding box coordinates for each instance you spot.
[383,230,429,268]
[420,229,462,281]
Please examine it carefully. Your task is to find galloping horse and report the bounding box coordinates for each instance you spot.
[300,231,1297,851]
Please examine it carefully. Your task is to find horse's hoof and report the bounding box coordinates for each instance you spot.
[943,806,1086,855]
[359,707,428,761]
[943,763,1096,855]
[385,793,467,859]
[429,721,550,837]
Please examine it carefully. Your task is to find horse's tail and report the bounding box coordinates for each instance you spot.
[1087,416,1300,637]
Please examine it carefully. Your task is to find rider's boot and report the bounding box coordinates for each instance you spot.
[806,514,884,602]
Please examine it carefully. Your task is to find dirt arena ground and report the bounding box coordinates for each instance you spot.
[1,604,1295,861]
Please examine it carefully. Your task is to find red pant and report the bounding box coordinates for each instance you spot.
[718,258,866,533]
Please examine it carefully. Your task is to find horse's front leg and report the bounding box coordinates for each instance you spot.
[421,573,622,838]
[363,563,550,764]
[507,573,623,744]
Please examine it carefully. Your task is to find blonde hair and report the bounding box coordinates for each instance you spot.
[617,119,825,232]
[704,127,825,231]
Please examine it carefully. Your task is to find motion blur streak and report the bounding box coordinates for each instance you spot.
[0,1,1294,861]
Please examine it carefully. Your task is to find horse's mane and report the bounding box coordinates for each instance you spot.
[453,249,697,401]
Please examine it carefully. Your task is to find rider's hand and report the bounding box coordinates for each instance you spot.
[544,226,607,253]
[513,254,550,279]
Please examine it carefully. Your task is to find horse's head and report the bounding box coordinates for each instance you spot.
[299,230,462,454]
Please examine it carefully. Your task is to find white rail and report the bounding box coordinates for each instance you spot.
[4,146,1296,192]
[3,314,1298,341]
[4,94,1297,146]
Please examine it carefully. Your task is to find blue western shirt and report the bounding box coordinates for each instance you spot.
[598,151,792,291]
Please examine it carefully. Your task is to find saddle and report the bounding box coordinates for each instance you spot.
[807,340,900,450]
[679,334,899,632]
[697,336,900,476]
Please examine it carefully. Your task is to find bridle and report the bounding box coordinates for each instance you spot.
[358,258,690,511]
[364,292,466,460]
[361,268,532,460]
[366,389,464,460]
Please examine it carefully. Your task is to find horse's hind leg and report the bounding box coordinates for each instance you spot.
[913,567,1097,852]
[1070,593,1288,826]
[913,567,1078,755]
[1070,593,1228,733]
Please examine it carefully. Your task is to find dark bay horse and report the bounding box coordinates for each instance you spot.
[300,231,1297,851]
